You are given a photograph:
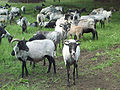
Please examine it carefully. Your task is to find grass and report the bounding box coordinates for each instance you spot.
[0,0,120,89]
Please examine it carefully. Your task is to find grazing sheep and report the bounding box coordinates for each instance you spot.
[62,39,80,86]
[21,6,26,14]
[44,20,56,28]
[10,7,20,16]
[34,4,45,13]
[11,38,56,78]
[30,22,39,27]
[37,13,47,26]
[9,12,15,24]
[0,26,13,44]
[0,8,8,15]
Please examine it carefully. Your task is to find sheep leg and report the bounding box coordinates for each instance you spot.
[24,61,28,76]
[51,57,56,73]
[33,62,35,68]
[76,64,78,78]
[22,61,28,77]
[22,61,25,78]
[46,56,52,73]
[92,32,95,40]
[73,62,76,85]
[66,63,70,86]
[95,31,98,40]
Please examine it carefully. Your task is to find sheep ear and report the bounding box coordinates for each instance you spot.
[64,40,69,46]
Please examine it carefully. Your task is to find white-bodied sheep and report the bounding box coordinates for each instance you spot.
[0,8,8,15]
[11,38,56,78]
[21,6,26,14]
[62,39,80,86]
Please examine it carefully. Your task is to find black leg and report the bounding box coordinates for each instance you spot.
[66,63,70,86]
[22,62,24,78]
[24,61,28,76]
[47,57,52,73]
[33,62,35,69]
[73,62,76,85]
[51,57,56,73]
[76,64,78,78]
[95,31,98,40]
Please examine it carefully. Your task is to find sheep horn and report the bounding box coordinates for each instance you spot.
[10,38,20,46]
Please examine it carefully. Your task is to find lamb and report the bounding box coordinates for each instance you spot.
[68,24,98,40]
[21,6,26,14]
[62,39,80,86]
[0,26,13,44]
[11,38,56,78]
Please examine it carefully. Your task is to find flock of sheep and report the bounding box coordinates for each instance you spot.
[0,3,112,86]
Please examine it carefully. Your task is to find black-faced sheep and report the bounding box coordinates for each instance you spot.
[11,38,56,78]
[62,39,80,86]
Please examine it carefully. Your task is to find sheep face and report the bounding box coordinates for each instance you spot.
[64,41,80,60]
[17,40,29,51]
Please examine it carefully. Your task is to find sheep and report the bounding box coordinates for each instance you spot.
[18,16,29,33]
[0,26,13,44]
[55,22,71,48]
[21,6,26,14]
[4,3,11,9]
[30,22,39,27]
[68,24,98,40]
[0,8,8,15]
[10,7,20,16]
[0,15,8,24]
[78,18,95,29]
[47,11,64,21]
[62,39,80,86]
[37,13,47,26]
[40,5,56,14]
[29,34,46,67]
[34,4,45,13]
[9,12,15,24]
[55,6,64,12]
[34,30,61,57]
[44,20,56,28]
[17,16,30,26]
[90,8,104,15]
[11,38,56,78]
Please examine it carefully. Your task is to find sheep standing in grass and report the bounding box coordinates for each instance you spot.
[11,38,56,78]
[21,6,26,14]
[62,39,80,86]
[0,26,13,44]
